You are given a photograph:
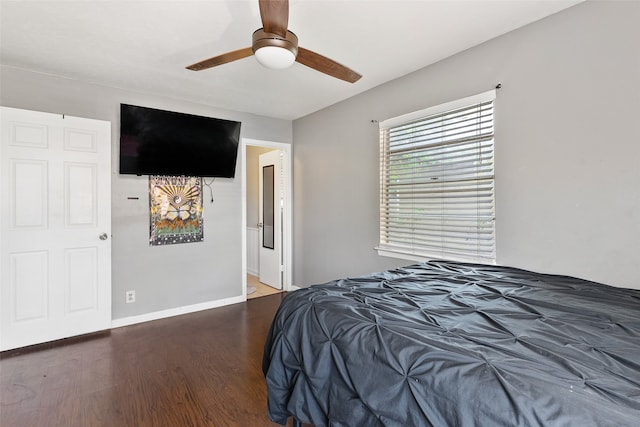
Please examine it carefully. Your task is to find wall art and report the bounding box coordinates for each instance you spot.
[149,175,203,246]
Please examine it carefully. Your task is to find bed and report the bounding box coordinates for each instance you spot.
[262,260,640,426]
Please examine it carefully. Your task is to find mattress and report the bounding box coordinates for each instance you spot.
[262,261,640,426]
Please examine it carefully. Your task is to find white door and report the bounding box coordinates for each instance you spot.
[0,107,111,351]
[258,150,282,289]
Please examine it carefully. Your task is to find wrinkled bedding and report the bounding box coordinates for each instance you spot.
[262,261,640,426]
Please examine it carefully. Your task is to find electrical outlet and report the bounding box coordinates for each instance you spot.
[125,290,136,304]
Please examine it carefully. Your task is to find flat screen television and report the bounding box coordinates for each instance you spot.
[119,104,241,177]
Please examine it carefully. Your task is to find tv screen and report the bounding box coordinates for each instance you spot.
[119,104,241,178]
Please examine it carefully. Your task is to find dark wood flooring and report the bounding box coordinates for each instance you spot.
[0,293,299,427]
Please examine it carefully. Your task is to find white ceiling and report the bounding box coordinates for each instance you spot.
[1,0,582,120]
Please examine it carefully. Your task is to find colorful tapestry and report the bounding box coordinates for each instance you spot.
[149,175,203,246]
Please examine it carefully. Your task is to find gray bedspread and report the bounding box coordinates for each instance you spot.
[262,261,640,426]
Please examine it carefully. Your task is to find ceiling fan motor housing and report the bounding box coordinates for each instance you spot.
[252,28,299,58]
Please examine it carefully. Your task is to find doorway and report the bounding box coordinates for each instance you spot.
[241,139,292,300]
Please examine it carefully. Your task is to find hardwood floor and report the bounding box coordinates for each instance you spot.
[0,293,298,427]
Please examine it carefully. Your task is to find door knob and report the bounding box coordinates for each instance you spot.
[99,233,108,240]
[257,222,263,229]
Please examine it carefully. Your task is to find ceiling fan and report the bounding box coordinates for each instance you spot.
[186,0,361,83]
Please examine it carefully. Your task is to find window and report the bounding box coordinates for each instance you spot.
[378,90,496,264]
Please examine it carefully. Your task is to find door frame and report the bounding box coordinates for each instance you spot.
[241,138,292,299]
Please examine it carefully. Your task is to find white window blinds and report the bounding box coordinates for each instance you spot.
[378,90,496,264]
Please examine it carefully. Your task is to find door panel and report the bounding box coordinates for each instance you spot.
[0,107,111,351]
[65,247,98,313]
[11,251,49,321]
[11,160,48,228]
[65,162,97,226]
[258,150,282,289]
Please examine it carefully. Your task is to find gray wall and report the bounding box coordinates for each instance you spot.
[292,1,640,290]
[0,66,292,320]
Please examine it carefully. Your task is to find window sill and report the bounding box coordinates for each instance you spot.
[375,246,496,266]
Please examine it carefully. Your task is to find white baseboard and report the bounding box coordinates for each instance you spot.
[290,285,302,291]
[111,295,245,329]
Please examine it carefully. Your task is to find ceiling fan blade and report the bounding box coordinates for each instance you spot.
[186,47,254,71]
[259,0,289,38]
[296,47,362,83]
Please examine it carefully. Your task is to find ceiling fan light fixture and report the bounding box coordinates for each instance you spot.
[252,28,299,70]
[255,46,296,69]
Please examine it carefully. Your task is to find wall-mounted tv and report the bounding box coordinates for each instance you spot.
[119,104,241,178]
